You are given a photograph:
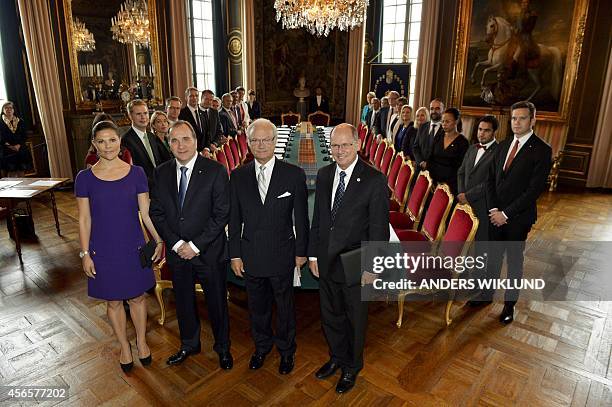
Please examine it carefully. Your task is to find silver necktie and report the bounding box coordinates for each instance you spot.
[257,165,267,204]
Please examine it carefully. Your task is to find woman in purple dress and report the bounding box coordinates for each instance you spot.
[75,121,163,373]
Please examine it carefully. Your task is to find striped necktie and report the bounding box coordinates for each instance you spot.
[331,171,346,224]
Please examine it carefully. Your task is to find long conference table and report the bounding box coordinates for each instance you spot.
[227,124,333,289]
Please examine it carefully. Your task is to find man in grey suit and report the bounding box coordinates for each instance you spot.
[457,115,499,241]
[412,98,445,170]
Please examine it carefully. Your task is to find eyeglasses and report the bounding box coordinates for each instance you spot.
[330,143,354,151]
[249,138,275,146]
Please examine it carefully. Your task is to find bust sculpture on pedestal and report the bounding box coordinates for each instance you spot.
[294,74,310,120]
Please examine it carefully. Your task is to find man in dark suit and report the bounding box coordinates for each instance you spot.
[229,119,309,375]
[308,123,390,394]
[364,97,382,135]
[219,93,238,139]
[457,115,499,241]
[309,86,330,113]
[485,101,552,323]
[121,99,171,185]
[199,89,224,154]
[149,120,233,369]
[377,97,390,138]
[178,87,207,152]
[412,98,445,169]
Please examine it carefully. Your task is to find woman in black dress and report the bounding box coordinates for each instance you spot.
[0,101,31,177]
[427,108,469,194]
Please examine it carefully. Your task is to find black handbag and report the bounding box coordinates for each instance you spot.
[7,208,36,240]
[138,239,157,268]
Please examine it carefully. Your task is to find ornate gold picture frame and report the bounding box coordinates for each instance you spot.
[450,0,589,121]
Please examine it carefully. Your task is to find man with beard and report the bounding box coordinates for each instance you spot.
[413,98,445,171]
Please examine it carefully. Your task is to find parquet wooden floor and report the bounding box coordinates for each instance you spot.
[0,188,611,406]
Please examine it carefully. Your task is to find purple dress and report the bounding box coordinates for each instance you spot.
[75,166,155,300]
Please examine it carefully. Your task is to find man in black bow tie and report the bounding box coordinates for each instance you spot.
[457,115,499,242]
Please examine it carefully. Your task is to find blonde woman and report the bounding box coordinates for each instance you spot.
[150,110,171,152]
[402,106,429,160]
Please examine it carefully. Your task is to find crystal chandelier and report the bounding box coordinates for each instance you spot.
[274,0,369,37]
[72,17,95,52]
[110,0,150,47]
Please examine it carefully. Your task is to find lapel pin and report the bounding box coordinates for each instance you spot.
[357,178,361,182]
[198,170,203,174]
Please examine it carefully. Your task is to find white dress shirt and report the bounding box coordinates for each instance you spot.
[316,95,322,107]
[171,152,201,255]
[474,139,497,166]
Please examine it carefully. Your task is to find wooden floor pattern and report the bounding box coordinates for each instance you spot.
[0,188,611,406]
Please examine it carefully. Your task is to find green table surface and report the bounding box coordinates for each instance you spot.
[227,128,332,289]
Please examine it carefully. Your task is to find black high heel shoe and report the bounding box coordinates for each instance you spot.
[137,341,152,366]
[120,344,134,373]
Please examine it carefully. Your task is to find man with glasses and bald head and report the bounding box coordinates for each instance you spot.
[308,123,389,394]
[228,119,309,376]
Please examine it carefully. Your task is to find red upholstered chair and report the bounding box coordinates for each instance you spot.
[281,111,300,126]
[368,137,380,165]
[139,214,204,325]
[223,143,236,170]
[387,152,405,192]
[380,143,395,175]
[215,148,230,176]
[358,124,368,151]
[373,140,387,170]
[229,137,241,166]
[394,183,454,241]
[237,133,249,162]
[389,160,414,212]
[395,203,479,328]
[361,130,374,158]
[308,110,331,126]
[389,170,433,230]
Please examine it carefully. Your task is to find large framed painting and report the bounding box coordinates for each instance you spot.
[451,0,589,121]
[370,63,411,100]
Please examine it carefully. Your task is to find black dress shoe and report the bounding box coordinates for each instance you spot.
[467,300,493,307]
[499,304,514,324]
[249,352,266,370]
[166,347,201,366]
[315,360,340,379]
[218,351,233,370]
[278,354,294,375]
[336,372,357,394]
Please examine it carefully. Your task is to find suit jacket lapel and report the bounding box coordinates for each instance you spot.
[246,161,264,208]
[505,134,535,175]
[168,159,179,211]
[263,158,282,207]
[332,159,365,222]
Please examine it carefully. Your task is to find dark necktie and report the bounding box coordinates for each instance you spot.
[178,166,188,208]
[430,123,438,136]
[504,140,520,172]
[193,109,201,131]
[331,171,346,224]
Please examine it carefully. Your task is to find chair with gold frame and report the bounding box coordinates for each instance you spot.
[389,159,415,212]
[307,110,331,126]
[281,111,301,126]
[395,203,479,328]
[389,170,433,230]
[393,183,454,241]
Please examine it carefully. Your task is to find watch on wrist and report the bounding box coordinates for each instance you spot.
[79,250,89,259]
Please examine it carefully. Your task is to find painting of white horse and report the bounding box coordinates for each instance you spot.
[462,0,575,112]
